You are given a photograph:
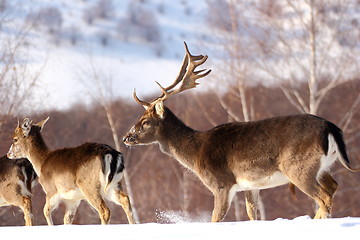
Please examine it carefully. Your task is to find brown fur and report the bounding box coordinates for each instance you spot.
[124,106,356,222]
[8,118,134,225]
[0,156,36,226]
[124,42,357,222]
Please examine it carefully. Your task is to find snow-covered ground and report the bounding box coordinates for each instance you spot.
[1,216,360,239]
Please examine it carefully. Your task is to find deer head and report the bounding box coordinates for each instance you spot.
[123,42,211,146]
[8,117,49,159]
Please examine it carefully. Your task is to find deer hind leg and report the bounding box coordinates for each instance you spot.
[21,196,33,226]
[313,172,338,219]
[82,191,110,224]
[313,185,333,219]
[63,200,81,224]
[290,176,333,219]
[91,198,110,224]
[245,190,265,220]
[318,172,338,198]
[7,193,34,226]
[4,181,34,226]
[111,190,134,224]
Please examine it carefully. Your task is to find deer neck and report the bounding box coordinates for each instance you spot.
[157,109,200,170]
[27,133,49,176]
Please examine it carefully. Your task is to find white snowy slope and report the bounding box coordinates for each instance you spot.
[11,0,210,111]
[1,216,360,240]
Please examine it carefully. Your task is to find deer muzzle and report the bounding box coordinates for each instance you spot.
[123,132,138,146]
[7,144,17,159]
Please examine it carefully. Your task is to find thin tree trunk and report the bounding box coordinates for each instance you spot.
[104,105,140,223]
[309,0,318,115]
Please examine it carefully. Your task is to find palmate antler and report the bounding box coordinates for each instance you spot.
[134,42,211,109]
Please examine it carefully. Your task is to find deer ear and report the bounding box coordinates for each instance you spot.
[35,117,49,131]
[21,118,33,136]
[154,101,165,118]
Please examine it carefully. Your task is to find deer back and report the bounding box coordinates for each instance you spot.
[40,143,124,186]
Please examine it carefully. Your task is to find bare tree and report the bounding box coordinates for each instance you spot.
[206,0,360,116]
[246,0,360,116]
[205,0,263,220]
[0,0,44,129]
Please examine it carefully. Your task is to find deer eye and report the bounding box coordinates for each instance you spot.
[13,138,18,143]
[142,120,151,126]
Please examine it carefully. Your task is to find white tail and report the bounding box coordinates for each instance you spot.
[8,118,134,225]
[0,156,36,226]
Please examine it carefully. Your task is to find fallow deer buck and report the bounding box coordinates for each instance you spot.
[8,118,134,225]
[0,156,36,226]
[123,42,360,222]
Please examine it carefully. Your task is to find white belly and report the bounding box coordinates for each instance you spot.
[60,189,84,200]
[236,171,289,191]
[0,197,9,206]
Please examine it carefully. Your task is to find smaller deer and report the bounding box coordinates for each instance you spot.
[8,118,134,225]
[123,42,360,222]
[0,156,36,226]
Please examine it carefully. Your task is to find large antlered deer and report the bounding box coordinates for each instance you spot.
[8,118,134,225]
[123,42,360,222]
[0,156,36,225]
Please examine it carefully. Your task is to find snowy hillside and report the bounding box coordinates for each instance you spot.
[1,216,360,240]
[3,0,210,111]
[3,0,360,111]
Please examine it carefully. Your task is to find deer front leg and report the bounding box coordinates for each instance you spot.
[63,200,81,224]
[43,194,60,226]
[245,190,265,220]
[211,187,231,222]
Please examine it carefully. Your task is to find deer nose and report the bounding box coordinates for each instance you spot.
[7,145,15,159]
[123,133,136,145]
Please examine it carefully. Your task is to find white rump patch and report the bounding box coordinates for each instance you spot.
[103,154,112,187]
[317,134,338,180]
[18,180,32,197]
[103,171,123,202]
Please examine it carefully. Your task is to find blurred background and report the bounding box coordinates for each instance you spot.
[0,0,359,225]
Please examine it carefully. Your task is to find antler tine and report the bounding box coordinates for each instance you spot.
[155,81,171,101]
[145,42,211,107]
[158,41,205,93]
[173,43,211,94]
[133,89,151,109]
[183,41,205,61]
[163,51,189,92]
[145,41,191,104]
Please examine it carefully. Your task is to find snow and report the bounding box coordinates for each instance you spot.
[10,0,211,111]
[4,0,360,112]
[1,216,360,239]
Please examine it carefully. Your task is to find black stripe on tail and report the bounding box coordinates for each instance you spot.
[325,121,349,164]
[15,158,37,192]
[107,150,125,185]
[99,144,125,186]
